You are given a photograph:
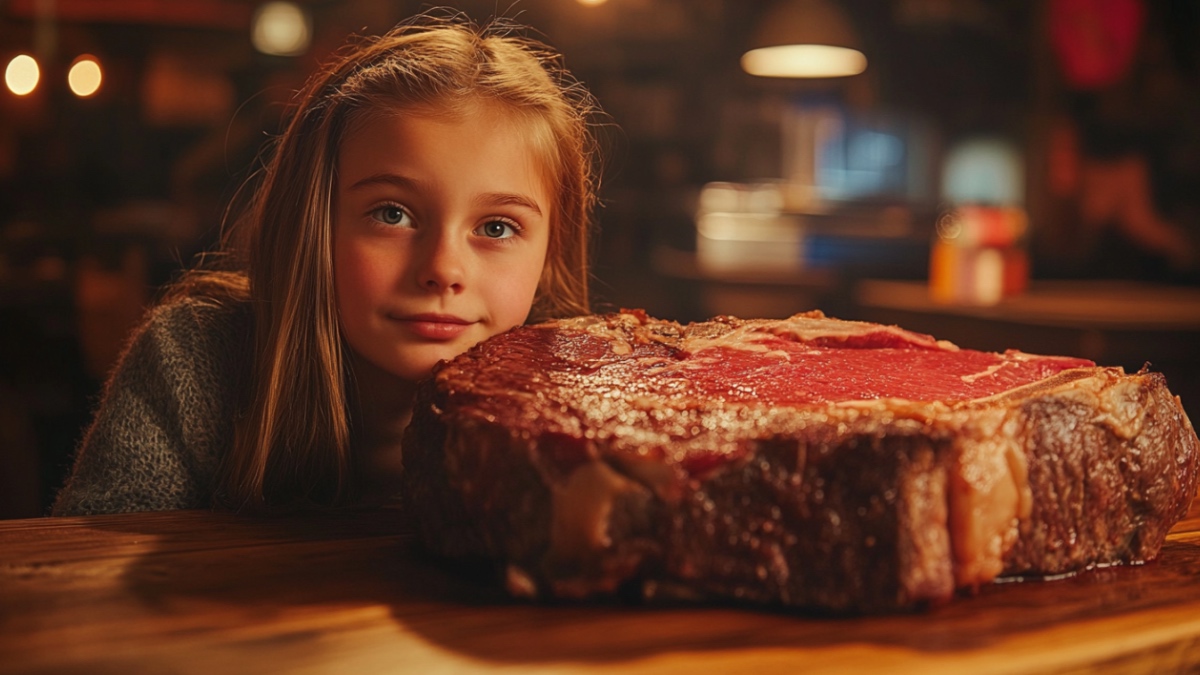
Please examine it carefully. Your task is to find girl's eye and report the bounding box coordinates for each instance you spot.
[370,205,413,228]
[477,219,518,239]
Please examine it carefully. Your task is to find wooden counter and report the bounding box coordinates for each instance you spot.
[3,496,1200,674]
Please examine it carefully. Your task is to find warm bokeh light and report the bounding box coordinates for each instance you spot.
[5,54,40,96]
[741,45,867,78]
[577,0,610,6]
[252,1,311,56]
[68,55,103,98]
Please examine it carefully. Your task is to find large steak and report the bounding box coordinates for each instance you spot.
[402,310,1200,612]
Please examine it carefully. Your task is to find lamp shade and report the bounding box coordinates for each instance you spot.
[742,0,867,78]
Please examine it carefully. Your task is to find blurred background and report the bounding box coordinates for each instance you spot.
[3,0,1200,518]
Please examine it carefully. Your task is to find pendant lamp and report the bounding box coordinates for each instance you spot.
[742,0,867,78]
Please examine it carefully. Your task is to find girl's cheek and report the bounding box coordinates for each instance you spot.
[333,244,383,326]
[338,238,403,294]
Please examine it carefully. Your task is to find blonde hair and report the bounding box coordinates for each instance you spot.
[169,15,602,512]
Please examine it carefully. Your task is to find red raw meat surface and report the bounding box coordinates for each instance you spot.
[670,340,1095,405]
[530,329,1096,407]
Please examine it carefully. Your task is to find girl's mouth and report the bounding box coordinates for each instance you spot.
[393,313,473,340]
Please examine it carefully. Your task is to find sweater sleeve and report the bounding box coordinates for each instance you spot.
[52,299,248,516]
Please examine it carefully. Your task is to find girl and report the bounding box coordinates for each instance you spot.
[52,14,602,516]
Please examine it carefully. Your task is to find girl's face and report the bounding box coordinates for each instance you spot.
[333,102,552,381]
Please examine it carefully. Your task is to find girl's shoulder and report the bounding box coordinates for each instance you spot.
[145,294,252,340]
[126,294,255,388]
[144,269,253,345]
[52,293,253,516]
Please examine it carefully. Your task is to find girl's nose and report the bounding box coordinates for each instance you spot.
[416,231,466,293]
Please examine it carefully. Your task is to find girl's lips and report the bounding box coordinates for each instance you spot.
[393,314,473,341]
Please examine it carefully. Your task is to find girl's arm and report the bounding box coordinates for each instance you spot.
[51,300,247,516]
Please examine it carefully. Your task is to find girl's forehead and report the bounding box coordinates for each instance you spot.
[346,98,534,140]
[342,98,560,183]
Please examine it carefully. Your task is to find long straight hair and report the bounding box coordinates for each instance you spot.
[169,15,603,512]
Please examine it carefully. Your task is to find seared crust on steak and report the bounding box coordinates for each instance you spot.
[402,311,1200,612]
[1001,369,1200,574]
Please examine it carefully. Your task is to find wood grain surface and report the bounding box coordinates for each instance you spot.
[2,496,1199,674]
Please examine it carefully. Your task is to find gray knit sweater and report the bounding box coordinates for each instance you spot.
[52,298,251,516]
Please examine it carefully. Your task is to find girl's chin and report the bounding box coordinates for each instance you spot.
[347,349,442,384]
[352,335,494,382]
[383,348,469,381]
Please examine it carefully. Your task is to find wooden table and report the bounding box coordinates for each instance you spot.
[3,499,1200,674]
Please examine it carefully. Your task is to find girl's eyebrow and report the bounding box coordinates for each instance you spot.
[347,172,423,192]
[475,192,544,217]
[348,172,544,217]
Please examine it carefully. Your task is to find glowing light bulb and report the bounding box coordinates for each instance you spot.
[252,1,311,56]
[68,55,103,97]
[5,54,40,96]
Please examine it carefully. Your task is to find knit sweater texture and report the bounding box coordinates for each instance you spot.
[52,298,251,516]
